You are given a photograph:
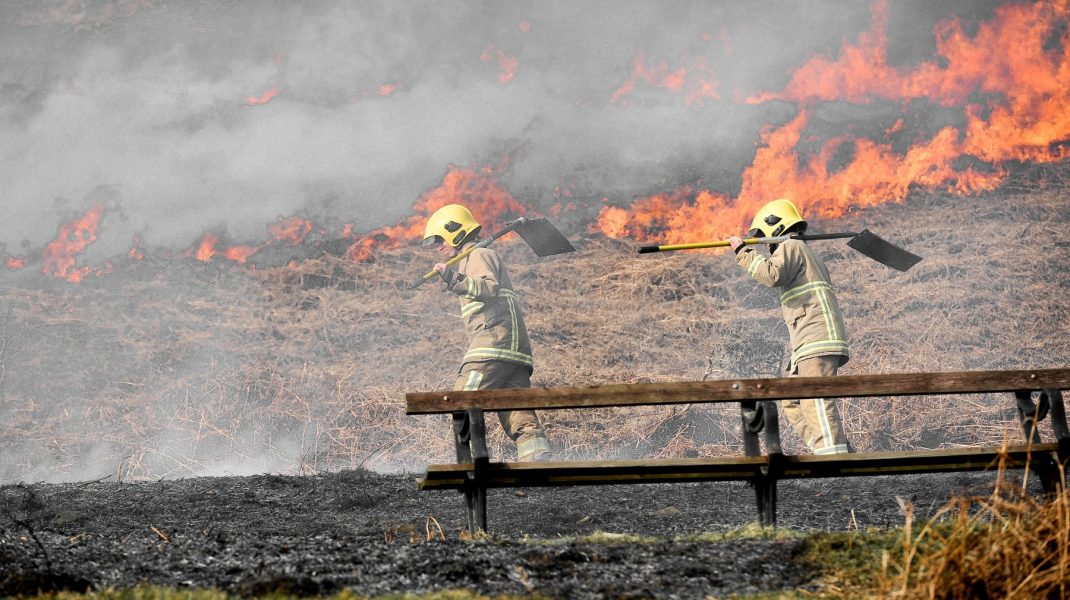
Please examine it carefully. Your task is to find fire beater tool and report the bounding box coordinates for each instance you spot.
[413,217,576,288]
[637,229,922,271]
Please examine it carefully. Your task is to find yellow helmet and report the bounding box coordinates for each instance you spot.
[748,198,807,238]
[423,204,482,248]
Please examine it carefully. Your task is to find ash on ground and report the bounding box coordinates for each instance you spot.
[0,469,1019,598]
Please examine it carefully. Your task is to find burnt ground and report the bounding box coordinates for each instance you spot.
[0,468,1030,599]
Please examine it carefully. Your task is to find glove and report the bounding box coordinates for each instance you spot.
[438,266,461,288]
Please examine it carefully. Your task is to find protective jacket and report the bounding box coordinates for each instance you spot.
[442,242,533,368]
[735,239,849,371]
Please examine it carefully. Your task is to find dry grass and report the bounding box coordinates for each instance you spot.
[880,455,1069,599]
[0,168,1068,481]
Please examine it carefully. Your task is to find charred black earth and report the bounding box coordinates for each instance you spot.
[0,469,1015,598]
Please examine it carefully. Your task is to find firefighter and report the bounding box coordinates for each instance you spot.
[728,199,851,455]
[424,204,552,462]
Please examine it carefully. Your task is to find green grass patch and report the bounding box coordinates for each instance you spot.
[794,528,901,598]
[519,521,804,546]
[682,521,805,543]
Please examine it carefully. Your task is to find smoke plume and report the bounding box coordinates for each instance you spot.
[1,0,1004,262]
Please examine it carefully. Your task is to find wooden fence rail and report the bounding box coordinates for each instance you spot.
[405,368,1070,532]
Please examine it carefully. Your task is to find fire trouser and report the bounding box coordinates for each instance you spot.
[454,361,551,460]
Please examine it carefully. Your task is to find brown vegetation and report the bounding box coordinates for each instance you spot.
[882,460,1069,599]
[0,165,1068,482]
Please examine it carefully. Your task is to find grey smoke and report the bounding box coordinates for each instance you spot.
[0,0,1015,483]
[0,0,1000,260]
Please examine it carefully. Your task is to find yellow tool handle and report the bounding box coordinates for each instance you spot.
[412,218,527,288]
[415,245,479,286]
[637,232,857,254]
[637,236,785,254]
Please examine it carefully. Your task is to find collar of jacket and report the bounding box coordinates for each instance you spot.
[457,239,482,254]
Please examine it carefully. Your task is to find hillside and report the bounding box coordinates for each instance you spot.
[1,166,1068,483]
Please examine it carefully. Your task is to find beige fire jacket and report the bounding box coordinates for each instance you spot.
[441,242,533,369]
[734,239,849,371]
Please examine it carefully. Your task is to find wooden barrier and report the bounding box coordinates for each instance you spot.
[405,368,1070,532]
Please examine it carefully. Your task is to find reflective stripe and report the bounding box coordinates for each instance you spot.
[517,436,551,460]
[461,288,516,317]
[461,301,484,317]
[746,254,767,276]
[815,287,838,340]
[463,347,534,366]
[464,277,477,300]
[813,398,834,450]
[813,444,850,455]
[780,280,833,303]
[794,340,849,355]
[462,370,484,391]
[792,340,850,364]
[492,287,521,353]
[460,285,528,364]
[782,280,846,363]
[507,295,519,352]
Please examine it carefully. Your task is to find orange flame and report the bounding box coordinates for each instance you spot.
[129,236,145,261]
[245,87,280,106]
[268,216,313,246]
[611,53,721,106]
[747,0,1070,163]
[189,233,262,264]
[738,109,1003,216]
[221,245,260,264]
[595,0,1068,243]
[346,165,528,262]
[6,256,26,270]
[41,204,110,282]
[548,201,576,220]
[192,233,220,262]
[596,187,735,244]
[481,44,518,84]
[185,216,315,265]
[378,83,398,96]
